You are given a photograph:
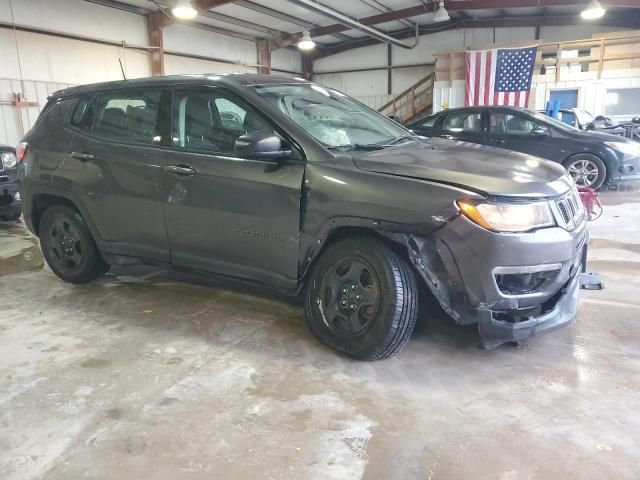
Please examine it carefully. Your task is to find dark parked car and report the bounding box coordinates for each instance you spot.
[408,106,640,189]
[19,75,588,359]
[0,144,22,221]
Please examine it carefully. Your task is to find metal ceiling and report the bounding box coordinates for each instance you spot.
[84,0,640,53]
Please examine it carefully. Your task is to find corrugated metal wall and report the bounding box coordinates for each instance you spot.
[0,77,74,147]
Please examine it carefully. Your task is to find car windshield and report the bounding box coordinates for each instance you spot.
[531,111,579,133]
[252,83,412,149]
[574,109,595,126]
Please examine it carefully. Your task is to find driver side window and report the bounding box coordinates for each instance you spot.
[172,89,274,156]
[489,113,539,136]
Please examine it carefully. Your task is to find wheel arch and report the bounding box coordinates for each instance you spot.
[299,223,410,287]
[29,189,99,241]
[562,151,610,181]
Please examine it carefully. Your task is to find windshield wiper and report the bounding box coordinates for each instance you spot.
[328,143,385,151]
[382,135,418,146]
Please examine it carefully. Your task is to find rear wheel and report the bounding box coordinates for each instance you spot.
[563,154,606,189]
[40,205,109,284]
[304,236,418,360]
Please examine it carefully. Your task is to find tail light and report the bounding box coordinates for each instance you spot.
[16,142,28,163]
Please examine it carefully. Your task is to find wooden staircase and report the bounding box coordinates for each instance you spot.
[378,72,434,123]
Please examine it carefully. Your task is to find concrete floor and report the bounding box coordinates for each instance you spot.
[1,188,639,480]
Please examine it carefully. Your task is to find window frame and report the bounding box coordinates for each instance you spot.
[169,85,303,161]
[66,87,167,149]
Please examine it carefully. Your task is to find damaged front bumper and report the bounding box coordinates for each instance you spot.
[405,213,587,349]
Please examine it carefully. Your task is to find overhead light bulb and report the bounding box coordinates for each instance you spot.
[581,0,605,19]
[297,31,316,51]
[433,1,450,22]
[172,0,197,20]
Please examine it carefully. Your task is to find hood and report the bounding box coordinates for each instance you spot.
[568,129,628,142]
[352,138,573,198]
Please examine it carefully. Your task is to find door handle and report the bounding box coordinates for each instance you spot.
[70,151,95,161]
[491,139,506,145]
[440,134,455,139]
[165,164,198,176]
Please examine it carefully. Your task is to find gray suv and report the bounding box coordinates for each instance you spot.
[18,75,587,359]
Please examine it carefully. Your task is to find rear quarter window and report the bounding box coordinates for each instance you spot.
[419,116,439,128]
[82,90,162,145]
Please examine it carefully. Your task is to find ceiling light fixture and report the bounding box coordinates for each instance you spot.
[433,1,450,23]
[172,0,197,20]
[581,0,606,19]
[298,31,316,51]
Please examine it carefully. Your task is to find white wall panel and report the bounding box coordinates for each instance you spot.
[0,29,150,84]
[164,55,256,75]
[163,24,256,67]
[0,0,147,45]
[392,66,433,94]
[271,48,302,74]
[315,43,388,72]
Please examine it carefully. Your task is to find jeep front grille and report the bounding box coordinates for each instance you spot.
[551,188,585,231]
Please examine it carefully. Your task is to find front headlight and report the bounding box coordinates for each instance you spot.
[457,199,555,232]
[605,141,640,156]
[1,152,17,169]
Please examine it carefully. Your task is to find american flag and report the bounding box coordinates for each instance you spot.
[465,46,537,107]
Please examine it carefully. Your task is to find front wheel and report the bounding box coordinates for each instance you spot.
[563,154,607,189]
[304,236,418,360]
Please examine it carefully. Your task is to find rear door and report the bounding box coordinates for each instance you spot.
[437,109,486,145]
[159,86,305,290]
[65,88,170,262]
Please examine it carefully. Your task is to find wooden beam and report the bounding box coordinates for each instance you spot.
[147,12,165,76]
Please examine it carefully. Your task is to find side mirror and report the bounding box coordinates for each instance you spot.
[585,122,595,130]
[532,126,549,136]
[234,131,291,160]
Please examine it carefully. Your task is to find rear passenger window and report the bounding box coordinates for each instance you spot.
[419,116,438,128]
[90,91,161,145]
[443,111,482,133]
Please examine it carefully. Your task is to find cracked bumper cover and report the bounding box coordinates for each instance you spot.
[406,213,587,348]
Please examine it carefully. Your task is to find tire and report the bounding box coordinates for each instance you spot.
[39,205,109,284]
[304,236,418,360]
[563,154,607,189]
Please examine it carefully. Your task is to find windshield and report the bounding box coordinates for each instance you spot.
[252,83,411,149]
[574,109,595,126]
[531,111,579,133]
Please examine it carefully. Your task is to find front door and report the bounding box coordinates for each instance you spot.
[65,89,170,262]
[160,86,305,290]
